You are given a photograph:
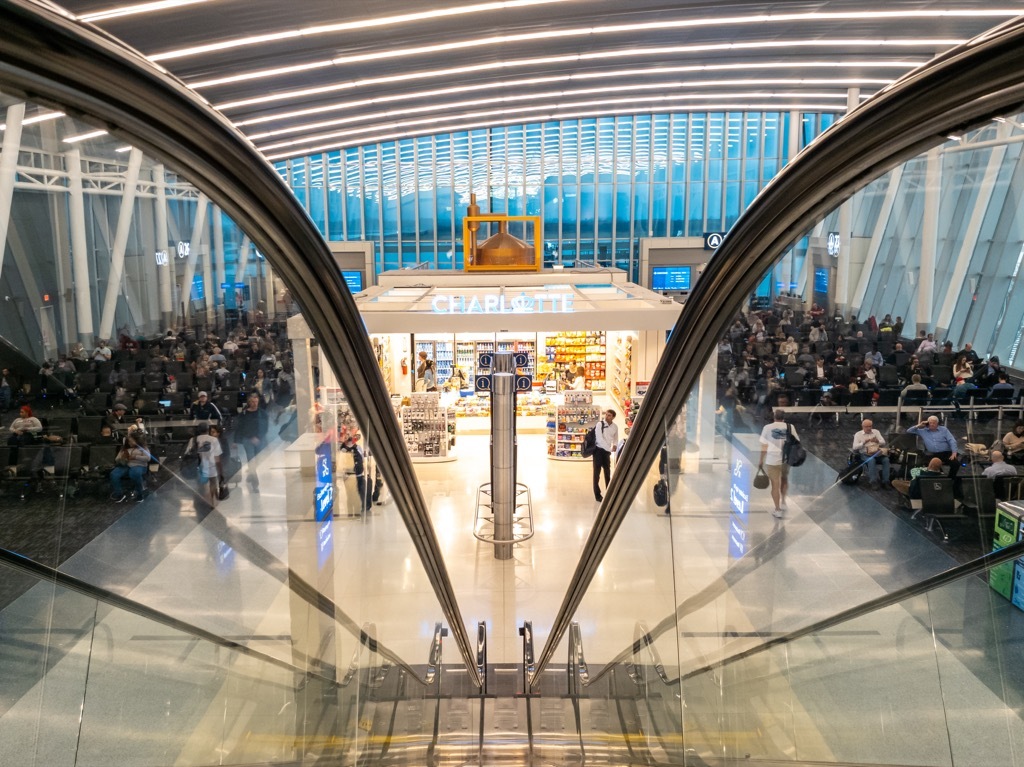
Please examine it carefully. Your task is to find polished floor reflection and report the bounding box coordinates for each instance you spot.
[0,428,1022,765]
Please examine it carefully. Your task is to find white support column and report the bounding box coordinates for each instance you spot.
[697,353,718,461]
[213,206,226,332]
[803,246,815,311]
[98,148,143,341]
[202,210,215,328]
[850,166,904,316]
[916,146,942,334]
[179,194,209,328]
[783,110,802,298]
[154,164,174,331]
[66,148,95,347]
[935,124,1011,341]
[264,261,277,321]
[235,234,251,324]
[833,89,860,316]
[0,102,25,279]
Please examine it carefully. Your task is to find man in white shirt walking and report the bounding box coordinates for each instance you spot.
[592,409,619,502]
[759,408,797,518]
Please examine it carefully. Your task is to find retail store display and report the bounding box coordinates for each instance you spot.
[543,332,606,391]
[415,340,454,384]
[547,390,600,460]
[452,391,552,419]
[401,392,456,461]
[608,333,633,413]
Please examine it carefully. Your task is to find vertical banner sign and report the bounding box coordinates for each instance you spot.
[315,438,334,569]
[728,446,750,559]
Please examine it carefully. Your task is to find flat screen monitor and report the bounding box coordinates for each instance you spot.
[341,270,363,293]
[158,399,172,408]
[814,267,829,294]
[652,265,691,292]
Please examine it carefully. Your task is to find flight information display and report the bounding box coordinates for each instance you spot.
[651,265,691,292]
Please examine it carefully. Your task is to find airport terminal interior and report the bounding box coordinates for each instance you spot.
[1,1,1024,765]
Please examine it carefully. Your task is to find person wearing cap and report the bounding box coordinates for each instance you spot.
[189,391,223,421]
[106,403,131,429]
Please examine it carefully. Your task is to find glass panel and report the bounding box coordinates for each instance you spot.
[0,91,474,764]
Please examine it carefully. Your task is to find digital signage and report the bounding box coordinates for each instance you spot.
[652,266,692,292]
[341,270,364,293]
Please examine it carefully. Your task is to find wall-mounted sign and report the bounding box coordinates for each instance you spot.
[728,453,750,559]
[827,231,841,257]
[314,438,334,570]
[431,292,574,315]
[155,250,168,266]
[176,241,190,259]
[703,232,726,250]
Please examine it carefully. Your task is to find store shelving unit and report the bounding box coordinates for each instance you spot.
[415,340,454,385]
[547,391,600,460]
[608,333,633,415]
[401,392,457,462]
[544,332,606,391]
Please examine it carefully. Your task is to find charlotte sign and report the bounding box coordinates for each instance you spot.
[432,292,574,315]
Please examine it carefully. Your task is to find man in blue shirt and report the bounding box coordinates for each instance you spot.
[907,416,960,477]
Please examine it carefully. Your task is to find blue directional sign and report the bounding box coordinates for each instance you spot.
[475,374,492,392]
[314,438,334,569]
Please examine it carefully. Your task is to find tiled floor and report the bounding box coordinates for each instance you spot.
[0,417,1023,765]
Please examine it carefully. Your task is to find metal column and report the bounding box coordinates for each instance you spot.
[916,146,941,333]
[179,193,208,329]
[213,205,226,332]
[98,147,143,341]
[0,102,25,279]
[833,89,860,315]
[491,354,516,560]
[154,164,174,331]
[66,147,95,347]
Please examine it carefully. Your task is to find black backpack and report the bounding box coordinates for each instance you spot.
[581,427,597,458]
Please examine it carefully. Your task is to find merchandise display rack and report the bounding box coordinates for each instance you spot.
[544,332,606,391]
[401,392,457,462]
[608,333,633,414]
[415,340,454,385]
[547,390,600,460]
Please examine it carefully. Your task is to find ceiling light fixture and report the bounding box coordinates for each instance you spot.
[247,87,855,141]
[64,129,109,143]
[150,0,571,61]
[80,0,210,23]
[186,6,1013,89]
[218,59,924,112]
[0,110,65,131]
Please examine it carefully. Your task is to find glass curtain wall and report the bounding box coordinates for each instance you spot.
[551,108,1024,766]
[276,112,838,279]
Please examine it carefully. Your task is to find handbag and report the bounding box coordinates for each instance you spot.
[653,477,669,507]
[218,477,230,500]
[784,423,807,467]
[753,467,771,489]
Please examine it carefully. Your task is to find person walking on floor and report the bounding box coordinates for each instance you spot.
[759,408,796,518]
[592,409,618,502]
[234,393,268,491]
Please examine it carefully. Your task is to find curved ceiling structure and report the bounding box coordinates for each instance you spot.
[41,0,1021,160]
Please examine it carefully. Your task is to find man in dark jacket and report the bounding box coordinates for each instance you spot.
[189,391,223,421]
[233,393,268,491]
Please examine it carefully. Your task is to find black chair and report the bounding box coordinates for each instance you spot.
[175,371,194,391]
[930,388,953,405]
[878,365,900,387]
[892,351,910,368]
[849,389,874,408]
[76,372,98,393]
[996,474,1024,502]
[44,416,74,440]
[74,415,107,443]
[41,445,83,497]
[877,390,901,406]
[833,365,851,384]
[915,477,962,540]
[7,445,47,499]
[82,392,110,415]
[932,366,953,386]
[960,476,997,518]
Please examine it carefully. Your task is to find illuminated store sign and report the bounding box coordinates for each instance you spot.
[154,250,168,266]
[431,292,574,315]
[827,231,841,257]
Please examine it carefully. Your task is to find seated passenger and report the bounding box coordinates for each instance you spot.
[892,457,945,500]
[982,450,1018,479]
[907,417,959,478]
[852,418,890,488]
[901,374,930,400]
[109,432,150,502]
[190,391,223,421]
[1002,421,1024,464]
[7,405,42,445]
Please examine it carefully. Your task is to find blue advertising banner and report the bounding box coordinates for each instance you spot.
[315,438,334,569]
[729,451,750,559]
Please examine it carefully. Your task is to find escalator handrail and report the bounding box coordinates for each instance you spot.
[0,546,341,688]
[678,537,1024,682]
[532,14,1024,685]
[0,0,480,689]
